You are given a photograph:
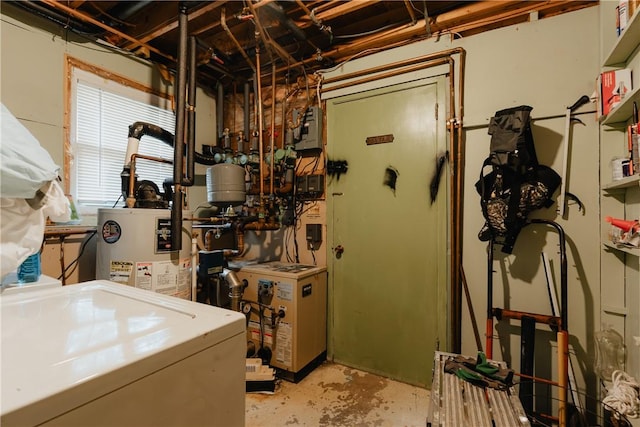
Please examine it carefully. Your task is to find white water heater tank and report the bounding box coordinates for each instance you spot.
[96,208,192,300]
[206,164,246,206]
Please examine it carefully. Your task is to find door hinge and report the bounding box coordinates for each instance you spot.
[435,103,439,120]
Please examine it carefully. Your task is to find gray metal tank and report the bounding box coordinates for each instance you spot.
[206,164,246,207]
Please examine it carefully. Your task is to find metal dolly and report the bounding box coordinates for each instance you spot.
[426,351,531,426]
[485,219,570,427]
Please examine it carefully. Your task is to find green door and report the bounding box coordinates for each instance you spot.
[326,77,448,387]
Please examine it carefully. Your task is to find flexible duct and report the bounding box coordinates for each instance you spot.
[221,268,244,312]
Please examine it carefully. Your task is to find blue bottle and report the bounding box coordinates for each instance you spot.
[17,253,41,284]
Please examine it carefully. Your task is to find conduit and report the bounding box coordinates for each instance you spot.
[320,47,466,352]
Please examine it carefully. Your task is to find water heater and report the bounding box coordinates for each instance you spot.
[96,208,192,299]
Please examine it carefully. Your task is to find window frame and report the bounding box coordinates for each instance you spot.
[64,56,175,214]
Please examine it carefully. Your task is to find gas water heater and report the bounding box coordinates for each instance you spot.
[96,208,193,299]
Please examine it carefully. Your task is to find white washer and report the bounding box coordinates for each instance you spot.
[1,273,61,295]
[1,280,245,426]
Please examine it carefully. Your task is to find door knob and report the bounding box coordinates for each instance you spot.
[334,245,344,259]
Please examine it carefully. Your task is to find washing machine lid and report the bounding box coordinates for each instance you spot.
[1,280,245,423]
[1,273,61,294]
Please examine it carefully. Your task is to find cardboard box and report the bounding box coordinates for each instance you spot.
[600,69,633,117]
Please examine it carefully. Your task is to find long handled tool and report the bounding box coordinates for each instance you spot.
[557,95,590,218]
[542,252,585,420]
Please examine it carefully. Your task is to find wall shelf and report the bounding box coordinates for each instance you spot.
[603,241,640,257]
[601,86,640,126]
[603,10,640,66]
[602,174,640,191]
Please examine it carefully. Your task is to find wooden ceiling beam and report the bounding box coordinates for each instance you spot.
[121,1,228,49]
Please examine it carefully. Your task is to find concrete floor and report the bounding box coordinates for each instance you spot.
[246,361,430,426]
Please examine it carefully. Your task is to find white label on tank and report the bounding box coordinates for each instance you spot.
[276,282,293,301]
[110,261,133,285]
[135,262,153,291]
[276,322,292,367]
[177,258,191,294]
[153,260,178,295]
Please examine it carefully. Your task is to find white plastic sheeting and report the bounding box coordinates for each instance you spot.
[1,104,69,279]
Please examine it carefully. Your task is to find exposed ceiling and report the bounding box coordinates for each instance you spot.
[7,0,597,91]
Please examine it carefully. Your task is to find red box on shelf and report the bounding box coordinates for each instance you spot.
[599,68,632,117]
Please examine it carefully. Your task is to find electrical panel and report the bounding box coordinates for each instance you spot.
[296,174,325,199]
[293,106,323,151]
[235,262,327,382]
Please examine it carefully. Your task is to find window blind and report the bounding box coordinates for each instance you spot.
[74,81,175,207]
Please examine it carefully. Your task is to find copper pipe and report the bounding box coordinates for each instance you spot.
[256,44,265,201]
[183,217,230,223]
[322,48,463,86]
[492,308,562,329]
[275,182,293,195]
[246,1,298,66]
[270,62,276,196]
[221,8,256,73]
[322,58,449,94]
[403,0,417,25]
[127,153,173,208]
[41,0,173,61]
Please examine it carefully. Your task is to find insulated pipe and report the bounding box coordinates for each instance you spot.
[184,35,196,186]
[171,3,188,252]
[244,82,251,138]
[217,83,224,140]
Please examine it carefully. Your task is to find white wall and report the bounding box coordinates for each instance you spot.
[322,6,601,399]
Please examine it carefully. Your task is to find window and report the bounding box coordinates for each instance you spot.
[67,59,175,212]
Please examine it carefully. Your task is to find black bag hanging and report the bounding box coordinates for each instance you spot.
[476,105,560,254]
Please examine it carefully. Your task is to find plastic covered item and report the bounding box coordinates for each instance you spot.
[595,326,626,382]
[0,180,70,281]
[0,103,60,199]
[0,103,70,281]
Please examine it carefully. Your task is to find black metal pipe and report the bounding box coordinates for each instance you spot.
[171,3,188,252]
[183,35,196,186]
[217,83,224,139]
[244,82,251,138]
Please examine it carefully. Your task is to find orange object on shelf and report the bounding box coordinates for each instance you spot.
[605,216,639,232]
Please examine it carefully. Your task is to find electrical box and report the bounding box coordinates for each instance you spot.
[306,224,322,250]
[295,174,324,199]
[234,262,327,382]
[293,106,323,151]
